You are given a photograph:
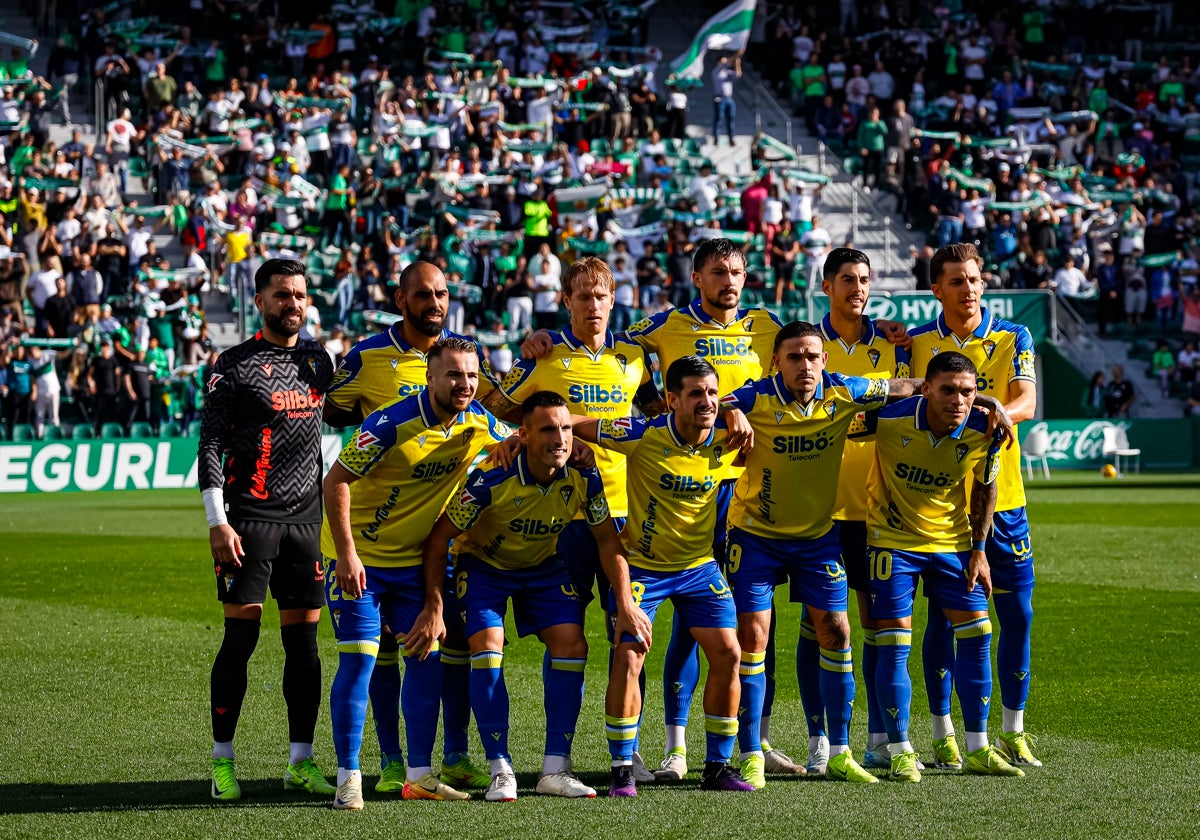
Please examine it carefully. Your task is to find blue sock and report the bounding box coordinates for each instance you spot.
[606,714,638,761]
[862,629,884,735]
[953,618,994,734]
[874,627,913,744]
[470,651,509,761]
[993,590,1033,714]
[922,601,954,716]
[440,646,471,761]
[330,640,379,771]
[545,657,586,758]
[662,611,700,727]
[400,649,441,769]
[819,647,855,746]
[704,714,738,763]
[762,609,778,721]
[368,647,402,767]
[736,651,766,753]
[797,612,826,737]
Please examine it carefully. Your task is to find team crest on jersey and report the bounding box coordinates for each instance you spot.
[261,363,273,377]
[559,486,574,505]
[356,430,380,449]
[982,339,997,360]
[956,443,969,463]
[463,428,476,445]
[901,435,912,448]
[742,317,754,331]
[867,347,881,368]
[615,353,628,373]
[1017,348,1036,379]
[207,372,224,392]
[711,445,724,468]
[823,400,837,419]
[561,358,572,370]
[389,358,399,370]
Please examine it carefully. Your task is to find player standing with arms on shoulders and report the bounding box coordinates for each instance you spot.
[321,338,511,810]
[908,244,1042,769]
[419,391,652,801]
[721,320,919,787]
[322,261,499,794]
[199,258,336,801]
[864,350,1023,782]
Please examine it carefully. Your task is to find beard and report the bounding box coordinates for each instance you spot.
[410,311,445,337]
[263,309,302,337]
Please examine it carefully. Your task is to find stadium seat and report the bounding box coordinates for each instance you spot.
[101,422,126,439]
[128,422,155,439]
[1102,426,1141,476]
[11,424,35,441]
[159,421,182,438]
[72,424,97,439]
[1021,427,1051,480]
[41,425,65,440]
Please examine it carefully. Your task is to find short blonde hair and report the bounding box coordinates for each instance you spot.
[562,256,615,298]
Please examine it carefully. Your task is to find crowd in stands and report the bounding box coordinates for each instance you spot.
[752,0,1200,411]
[4,0,1200,434]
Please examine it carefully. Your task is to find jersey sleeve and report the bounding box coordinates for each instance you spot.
[581,466,610,526]
[719,381,759,413]
[336,410,398,477]
[971,415,1003,486]
[595,415,648,455]
[326,342,365,409]
[498,356,538,405]
[197,352,236,490]
[832,372,891,408]
[893,344,912,378]
[1009,325,1037,383]
[624,310,668,353]
[446,469,494,531]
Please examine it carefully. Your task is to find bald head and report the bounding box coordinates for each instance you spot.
[397,260,449,338]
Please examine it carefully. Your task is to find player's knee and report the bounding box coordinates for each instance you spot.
[549,635,588,661]
[378,631,400,653]
[219,617,261,658]
[819,611,851,650]
[735,613,771,652]
[612,646,644,680]
[699,634,741,675]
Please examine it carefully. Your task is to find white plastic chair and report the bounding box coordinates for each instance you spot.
[1101,425,1141,476]
[1021,427,1051,480]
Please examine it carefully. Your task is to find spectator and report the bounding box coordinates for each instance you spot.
[771,217,800,306]
[857,106,887,190]
[711,54,741,146]
[1105,364,1136,418]
[1151,340,1176,398]
[1081,370,1105,418]
[1053,256,1095,300]
[611,256,638,332]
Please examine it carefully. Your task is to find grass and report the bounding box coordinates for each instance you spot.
[1,479,1199,839]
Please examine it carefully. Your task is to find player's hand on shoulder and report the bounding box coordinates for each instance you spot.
[878,318,913,350]
[333,550,367,599]
[491,434,523,469]
[568,438,596,470]
[721,407,754,453]
[209,523,244,568]
[519,330,554,359]
[975,396,1015,447]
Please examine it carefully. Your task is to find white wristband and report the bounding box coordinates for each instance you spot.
[202,487,228,528]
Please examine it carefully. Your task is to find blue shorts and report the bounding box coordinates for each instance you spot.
[726,526,848,614]
[459,554,583,638]
[323,560,425,645]
[988,507,1035,594]
[865,546,989,620]
[556,516,626,607]
[608,562,736,644]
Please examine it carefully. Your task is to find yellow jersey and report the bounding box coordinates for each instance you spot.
[818,314,912,522]
[865,396,1001,553]
[319,389,511,567]
[625,298,783,397]
[595,414,738,572]
[498,327,646,517]
[446,452,609,570]
[326,323,499,418]
[908,308,1034,512]
[722,370,891,540]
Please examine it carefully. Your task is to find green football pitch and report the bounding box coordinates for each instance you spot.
[2,474,1199,838]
